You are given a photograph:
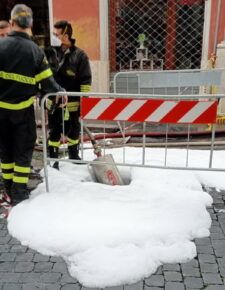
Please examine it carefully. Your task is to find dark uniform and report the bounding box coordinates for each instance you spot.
[46,39,92,161]
[0,31,63,203]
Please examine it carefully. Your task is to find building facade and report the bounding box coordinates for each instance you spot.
[0,0,225,92]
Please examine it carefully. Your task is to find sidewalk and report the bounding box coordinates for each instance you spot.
[0,187,225,290]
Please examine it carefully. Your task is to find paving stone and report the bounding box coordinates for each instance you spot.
[200,262,218,273]
[154,266,163,275]
[163,263,180,271]
[0,237,11,244]
[210,233,225,240]
[164,271,182,282]
[198,254,216,263]
[0,245,11,253]
[202,273,223,284]
[8,238,20,245]
[34,262,53,272]
[50,256,64,263]
[61,285,81,290]
[210,214,218,220]
[46,285,61,290]
[181,266,200,277]
[184,277,204,288]
[15,262,34,272]
[218,258,225,267]
[211,240,225,257]
[18,273,42,283]
[144,275,164,287]
[52,262,68,273]
[196,245,214,254]
[15,253,34,262]
[218,266,225,276]
[103,287,124,290]
[123,282,144,290]
[39,273,61,283]
[2,284,22,290]
[22,284,61,290]
[0,262,15,272]
[61,274,78,284]
[0,253,16,262]
[33,254,50,262]
[144,287,163,290]
[10,245,27,253]
[181,259,199,268]
[0,230,8,237]
[165,282,185,290]
[204,286,225,290]
[26,249,37,254]
[81,287,100,290]
[195,237,211,245]
[0,273,21,283]
[22,283,47,289]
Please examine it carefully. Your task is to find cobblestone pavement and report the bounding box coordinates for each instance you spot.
[0,187,225,290]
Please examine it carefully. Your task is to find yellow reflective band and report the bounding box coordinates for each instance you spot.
[14,165,31,174]
[66,102,79,108]
[67,101,79,112]
[67,107,79,112]
[48,140,60,148]
[1,163,14,170]
[0,71,35,85]
[0,97,35,110]
[67,138,79,145]
[2,173,13,180]
[46,99,53,110]
[35,68,53,82]
[64,107,70,121]
[81,85,91,92]
[13,176,28,184]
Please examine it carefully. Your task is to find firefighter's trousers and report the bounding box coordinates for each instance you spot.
[0,105,36,193]
[48,107,80,148]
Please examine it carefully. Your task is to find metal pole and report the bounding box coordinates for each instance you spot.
[209,124,216,168]
[80,107,84,160]
[186,124,190,168]
[142,122,146,165]
[41,97,49,192]
[213,0,222,54]
[164,124,169,166]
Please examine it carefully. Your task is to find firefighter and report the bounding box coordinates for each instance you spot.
[0,20,11,38]
[0,21,10,161]
[45,20,92,169]
[0,4,67,206]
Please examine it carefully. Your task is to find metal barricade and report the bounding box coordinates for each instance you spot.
[41,92,225,192]
[113,68,225,95]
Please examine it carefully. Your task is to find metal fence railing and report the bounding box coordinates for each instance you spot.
[41,92,225,192]
[113,68,225,114]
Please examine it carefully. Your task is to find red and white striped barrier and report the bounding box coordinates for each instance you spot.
[81,98,217,124]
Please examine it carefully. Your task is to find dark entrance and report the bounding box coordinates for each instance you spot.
[0,0,50,47]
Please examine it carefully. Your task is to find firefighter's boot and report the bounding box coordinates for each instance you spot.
[48,146,59,170]
[11,183,30,206]
[3,179,12,198]
[68,144,81,161]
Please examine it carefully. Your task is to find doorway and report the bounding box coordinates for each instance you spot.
[0,0,50,47]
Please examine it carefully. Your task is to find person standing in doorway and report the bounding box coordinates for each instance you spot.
[45,20,92,169]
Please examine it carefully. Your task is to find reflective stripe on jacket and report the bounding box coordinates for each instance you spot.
[0,31,63,110]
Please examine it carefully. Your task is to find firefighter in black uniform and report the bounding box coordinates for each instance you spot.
[45,20,92,169]
[0,4,66,205]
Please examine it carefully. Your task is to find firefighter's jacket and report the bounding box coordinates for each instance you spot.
[45,40,92,111]
[0,31,63,110]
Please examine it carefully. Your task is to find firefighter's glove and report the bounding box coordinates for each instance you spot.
[56,94,68,108]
